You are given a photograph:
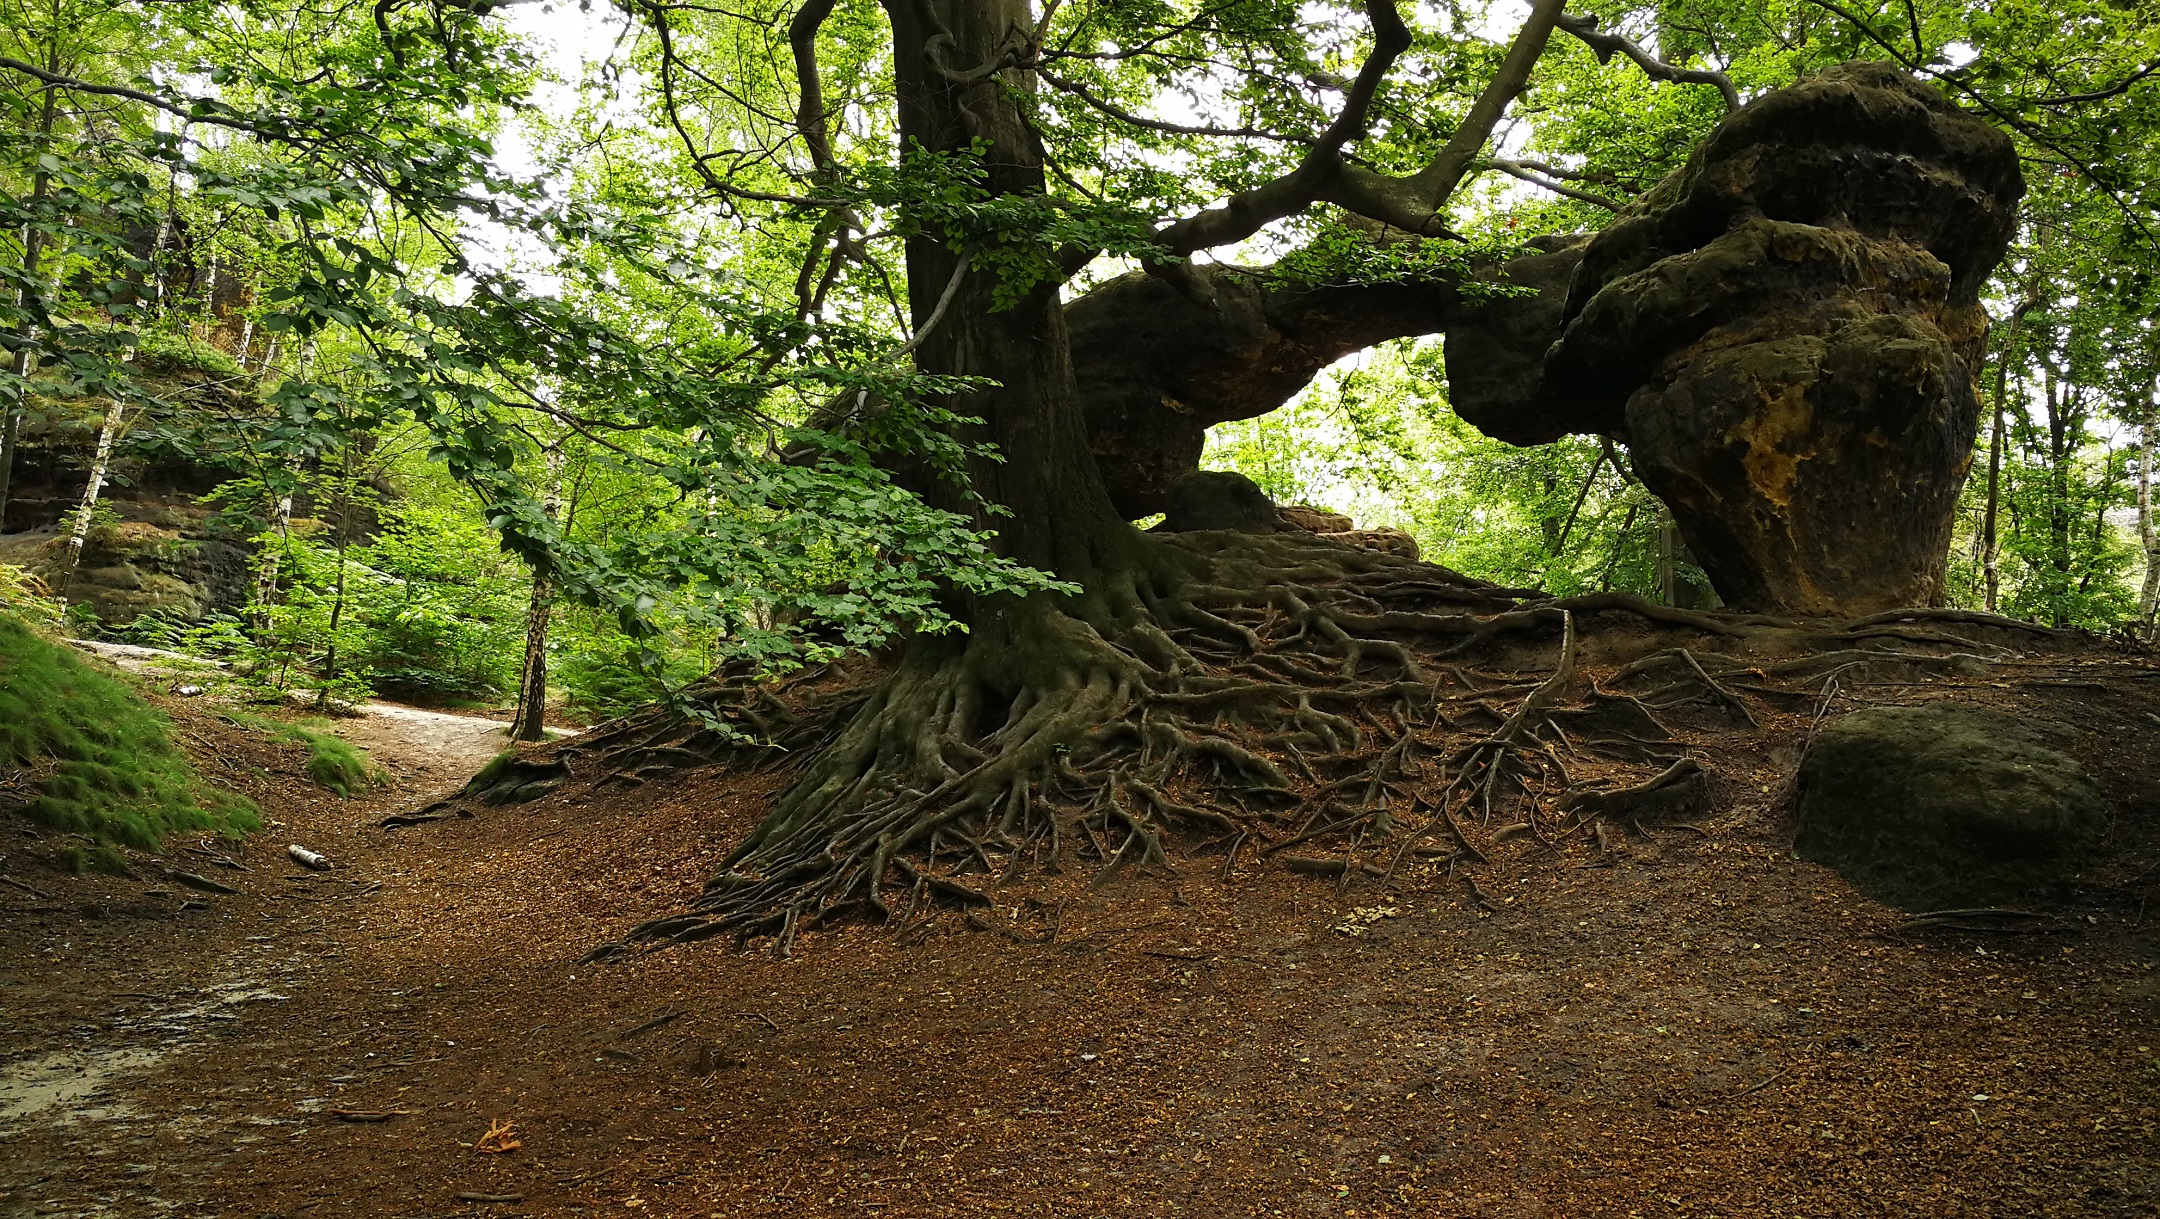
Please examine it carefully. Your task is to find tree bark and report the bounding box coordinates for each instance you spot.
[2137,414,2158,639]
[886,0,1137,596]
[0,45,62,536]
[56,394,125,592]
[509,444,566,742]
[1981,302,2032,612]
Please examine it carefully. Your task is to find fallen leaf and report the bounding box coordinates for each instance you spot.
[475,1117,522,1154]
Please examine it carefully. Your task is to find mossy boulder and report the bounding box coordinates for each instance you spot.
[1795,703,2106,909]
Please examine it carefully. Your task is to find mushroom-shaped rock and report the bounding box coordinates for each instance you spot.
[1542,62,2024,613]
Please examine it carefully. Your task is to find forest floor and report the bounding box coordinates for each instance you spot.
[3,639,2160,1218]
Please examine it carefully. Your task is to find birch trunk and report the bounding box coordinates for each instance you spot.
[57,394,127,592]
[253,490,294,632]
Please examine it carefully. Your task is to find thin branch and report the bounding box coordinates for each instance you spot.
[2029,61,2160,106]
[888,255,968,361]
[1486,157,1623,210]
[0,55,287,138]
[1553,13,1739,112]
[1039,67,1314,145]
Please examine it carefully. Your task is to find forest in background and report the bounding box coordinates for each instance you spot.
[0,0,2155,731]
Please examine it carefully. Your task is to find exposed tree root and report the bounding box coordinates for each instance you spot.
[520,529,2090,958]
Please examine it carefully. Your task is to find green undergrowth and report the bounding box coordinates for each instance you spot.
[227,713,383,797]
[0,614,260,849]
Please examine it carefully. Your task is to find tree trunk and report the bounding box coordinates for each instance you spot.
[56,394,126,592]
[1981,302,2029,613]
[886,0,1142,600]
[0,57,62,536]
[509,445,566,742]
[2138,415,2158,639]
[2044,371,2072,626]
[253,490,294,632]
[317,443,354,704]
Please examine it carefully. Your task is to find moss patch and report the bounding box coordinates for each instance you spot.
[1795,703,2107,909]
[227,714,383,798]
[0,615,259,848]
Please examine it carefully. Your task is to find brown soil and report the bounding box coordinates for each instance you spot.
[3,650,2158,1218]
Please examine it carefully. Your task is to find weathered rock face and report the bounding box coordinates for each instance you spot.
[1439,234,1590,445]
[1533,62,2024,613]
[0,430,254,626]
[1795,704,2106,909]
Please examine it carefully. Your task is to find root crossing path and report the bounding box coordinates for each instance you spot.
[3,653,2159,1216]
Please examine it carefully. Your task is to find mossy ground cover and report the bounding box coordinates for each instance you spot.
[0,614,259,849]
[226,714,383,797]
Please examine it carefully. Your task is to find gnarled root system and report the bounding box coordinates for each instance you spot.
[552,531,2061,956]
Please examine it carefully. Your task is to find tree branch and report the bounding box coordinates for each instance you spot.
[2029,60,2160,106]
[1318,0,1568,236]
[1150,0,1415,257]
[1553,13,1739,112]
[788,0,841,169]
[1039,66,1314,145]
[1486,158,1623,210]
[0,55,287,139]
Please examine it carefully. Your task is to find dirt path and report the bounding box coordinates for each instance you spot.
[2,672,2158,1217]
[63,640,519,782]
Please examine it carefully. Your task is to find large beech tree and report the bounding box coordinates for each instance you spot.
[560,0,2045,949]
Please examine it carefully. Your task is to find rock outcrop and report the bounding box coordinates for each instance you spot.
[1527,62,2024,614]
[1069,63,2023,617]
[0,424,255,627]
[1068,264,1479,519]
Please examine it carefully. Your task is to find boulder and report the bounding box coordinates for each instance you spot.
[1158,471,1285,533]
[1795,703,2106,908]
[1279,505,1354,534]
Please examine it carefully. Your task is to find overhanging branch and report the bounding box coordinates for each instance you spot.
[1554,13,1739,112]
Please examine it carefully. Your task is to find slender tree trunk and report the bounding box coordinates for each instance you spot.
[1981,302,2030,613]
[56,395,126,593]
[509,445,566,742]
[199,248,219,333]
[1597,501,1641,592]
[0,57,63,536]
[1655,507,1678,606]
[150,210,173,317]
[2044,373,2073,626]
[2138,416,2158,639]
[253,489,294,631]
[318,444,353,705]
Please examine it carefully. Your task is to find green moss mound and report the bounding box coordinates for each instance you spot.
[228,715,381,797]
[0,615,259,849]
[1795,703,2107,909]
